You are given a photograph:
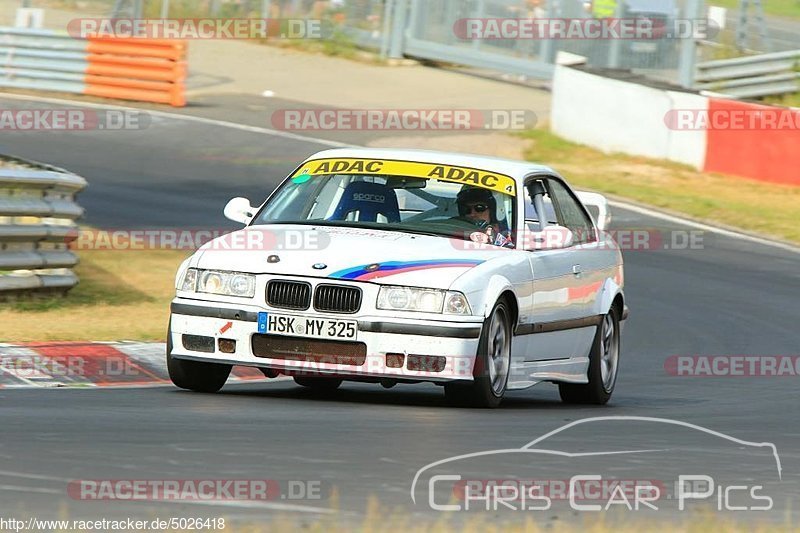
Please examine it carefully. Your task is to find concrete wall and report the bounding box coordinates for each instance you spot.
[551,63,798,186]
[551,65,707,169]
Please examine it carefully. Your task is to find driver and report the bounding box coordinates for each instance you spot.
[456,186,514,248]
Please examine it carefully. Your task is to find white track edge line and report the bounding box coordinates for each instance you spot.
[608,200,800,255]
[0,92,352,148]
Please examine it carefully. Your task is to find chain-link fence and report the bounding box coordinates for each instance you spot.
[400,0,703,85]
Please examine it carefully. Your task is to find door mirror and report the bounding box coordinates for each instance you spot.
[575,191,611,231]
[224,197,255,224]
[522,225,575,251]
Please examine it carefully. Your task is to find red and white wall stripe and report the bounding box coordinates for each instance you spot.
[552,65,800,187]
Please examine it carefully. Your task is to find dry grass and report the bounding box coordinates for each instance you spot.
[0,247,187,342]
[168,504,798,533]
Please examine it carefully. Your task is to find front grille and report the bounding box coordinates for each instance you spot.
[251,334,367,366]
[314,284,362,314]
[266,280,311,310]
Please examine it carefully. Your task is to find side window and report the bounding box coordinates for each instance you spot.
[546,179,596,245]
[523,178,557,231]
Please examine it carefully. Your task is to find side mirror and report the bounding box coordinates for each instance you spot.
[575,191,611,231]
[224,197,255,225]
[522,225,575,251]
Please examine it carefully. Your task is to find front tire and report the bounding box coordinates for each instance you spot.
[559,307,620,405]
[166,322,232,393]
[445,299,512,408]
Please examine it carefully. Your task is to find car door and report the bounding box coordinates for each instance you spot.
[518,175,600,362]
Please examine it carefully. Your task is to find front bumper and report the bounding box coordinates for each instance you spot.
[169,299,483,382]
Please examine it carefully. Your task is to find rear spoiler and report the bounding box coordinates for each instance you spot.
[575,191,611,231]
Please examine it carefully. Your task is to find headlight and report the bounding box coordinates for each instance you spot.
[377,286,471,315]
[180,268,255,298]
[180,268,198,291]
[444,292,471,315]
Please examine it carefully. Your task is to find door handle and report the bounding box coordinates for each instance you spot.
[572,264,582,276]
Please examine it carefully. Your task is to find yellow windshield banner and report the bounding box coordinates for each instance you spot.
[291,158,517,196]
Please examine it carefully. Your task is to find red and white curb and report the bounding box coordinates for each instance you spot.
[0,342,266,388]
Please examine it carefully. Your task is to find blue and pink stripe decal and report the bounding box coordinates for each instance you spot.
[329,259,484,281]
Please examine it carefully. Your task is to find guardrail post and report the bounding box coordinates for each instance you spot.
[388,0,409,59]
[471,0,485,52]
[380,0,395,58]
[607,1,624,68]
[679,0,703,87]
[540,0,556,65]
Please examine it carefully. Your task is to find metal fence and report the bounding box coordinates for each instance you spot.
[398,0,712,87]
[0,158,86,297]
[88,0,701,83]
[14,0,799,94]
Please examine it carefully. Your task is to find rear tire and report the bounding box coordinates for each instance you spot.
[293,376,343,391]
[445,299,512,408]
[166,321,232,393]
[558,307,620,405]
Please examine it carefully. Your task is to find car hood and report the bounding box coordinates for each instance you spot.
[192,225,506,290]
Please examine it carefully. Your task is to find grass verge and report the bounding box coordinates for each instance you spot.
[1,248,187,342]
[764,92,800,108]
[263,32,386,64]
[518,128,800,244]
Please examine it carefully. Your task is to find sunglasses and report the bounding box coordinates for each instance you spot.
[460,203,490,215]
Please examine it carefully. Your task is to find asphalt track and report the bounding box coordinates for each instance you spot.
[0,96,799,526]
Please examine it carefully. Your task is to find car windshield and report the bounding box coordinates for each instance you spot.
[253,171,516,245]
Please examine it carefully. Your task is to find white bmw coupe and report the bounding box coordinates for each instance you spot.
[168,148,627,407]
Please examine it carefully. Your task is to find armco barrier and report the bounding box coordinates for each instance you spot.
[0,27,186,107]
[0,157,87,296]
[695,50,800,99]
[552,60,800,187]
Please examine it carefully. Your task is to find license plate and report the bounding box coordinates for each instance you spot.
[257,312,357,340]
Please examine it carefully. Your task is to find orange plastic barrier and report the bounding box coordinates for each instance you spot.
[704,98,800,186]
[84,37,186,107]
